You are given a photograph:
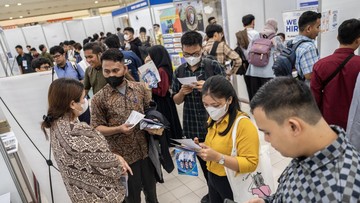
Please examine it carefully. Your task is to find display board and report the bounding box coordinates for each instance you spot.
[0,72,71,203]
[64,20,87,43]
[42,22,67,48]
[319,0,360,58]
[101,15,116,34]
[128,8,153,35]
[22,25,48,53]
[3,29,27,58]
[83,16,105,37]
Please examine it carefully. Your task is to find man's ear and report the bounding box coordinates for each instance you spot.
[288,118,302,137]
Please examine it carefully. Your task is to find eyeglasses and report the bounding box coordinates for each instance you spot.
[183,51,202,58]
[52,54,62,59]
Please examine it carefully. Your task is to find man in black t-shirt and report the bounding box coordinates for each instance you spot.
[15,45,34,74]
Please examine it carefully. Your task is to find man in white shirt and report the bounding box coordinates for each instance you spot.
[236,14,259,59]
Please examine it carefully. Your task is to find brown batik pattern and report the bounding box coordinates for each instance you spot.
[91,81,151,165]
[50,115,125,203]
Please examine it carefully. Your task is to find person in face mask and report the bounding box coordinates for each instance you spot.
[172,31,226,203]
[91,48,158,203]
[123,27,143,62]
[41,78,131,203]
[196,75,260,203]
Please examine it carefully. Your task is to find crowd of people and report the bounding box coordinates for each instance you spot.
[11,12,360,203]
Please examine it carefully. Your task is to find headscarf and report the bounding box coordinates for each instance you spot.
[148,45,173,83]
[262,18,278,37]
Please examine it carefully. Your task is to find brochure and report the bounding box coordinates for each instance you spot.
[175,148,198,176]
[138,60,161,88]
[125,111,145,129]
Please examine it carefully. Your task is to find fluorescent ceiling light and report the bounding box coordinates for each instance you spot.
[94,1,98,3]
[17,3,22,6]
[9,17,13,19]
[19,16,23,18]
[5,4,10,7]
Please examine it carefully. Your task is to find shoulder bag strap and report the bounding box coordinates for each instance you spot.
[322,54,354,89]
[231,116,248,156]
[71,61,82,80]
[210,41,220,57]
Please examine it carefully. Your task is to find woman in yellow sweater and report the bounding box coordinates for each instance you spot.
[197,75,260,202]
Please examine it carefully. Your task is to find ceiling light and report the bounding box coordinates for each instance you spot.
[5,4,10,7]
[9,17,13,19]
[94,1,98,3]
[19,16,23,18]
[17,3,22,6]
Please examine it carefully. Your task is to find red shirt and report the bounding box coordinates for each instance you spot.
[311,48,360,129]
[152,68,170,97]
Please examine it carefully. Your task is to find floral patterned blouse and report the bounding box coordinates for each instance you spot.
[50,115,125,203]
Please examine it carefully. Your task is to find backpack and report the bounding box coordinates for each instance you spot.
[70,61,83,80]
[248,34,275,67]
[272,39,311,77]
[234,46,249,75]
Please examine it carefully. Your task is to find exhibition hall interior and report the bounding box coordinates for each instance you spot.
[1,0,360,203]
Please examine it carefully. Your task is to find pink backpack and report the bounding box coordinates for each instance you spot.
[248,34,275,67]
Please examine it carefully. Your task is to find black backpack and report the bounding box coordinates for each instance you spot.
[234,46,249,75]
[272,39,311,77]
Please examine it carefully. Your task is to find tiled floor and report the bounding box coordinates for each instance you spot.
[139,102,291,203]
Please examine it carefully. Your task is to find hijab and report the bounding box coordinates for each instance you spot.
[148,45,173,83]
[262,18,278,37]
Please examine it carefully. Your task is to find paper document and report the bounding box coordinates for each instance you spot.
[125,111,145,129]
[177,76,197,86]
[172,138,201,151]
[138,60,161,88]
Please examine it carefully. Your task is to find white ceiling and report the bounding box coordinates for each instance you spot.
[0,0,137,21]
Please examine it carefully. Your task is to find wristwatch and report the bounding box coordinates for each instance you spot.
[218,154,225,165]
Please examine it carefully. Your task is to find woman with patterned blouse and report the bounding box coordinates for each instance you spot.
[41,78,131,203]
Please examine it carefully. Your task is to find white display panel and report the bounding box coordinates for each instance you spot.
[319,0,360,58]
[0,72,71,203]
[101,15,116,34]
[128,8,153,36]
[42,23,67,48]
[22,25,48,53]
[83,16,104,37]
[3,29,27,58]
[65,20,87,44]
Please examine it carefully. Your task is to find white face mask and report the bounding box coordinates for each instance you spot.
[74,98,88,116]
[205,103,228,121]
[124,34,130,41]
[185,56,201,66]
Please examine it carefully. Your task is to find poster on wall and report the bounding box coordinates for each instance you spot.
[176,1,205,32]
[282,9,317,40]
[320,9,339,33]
[159,7,184,68]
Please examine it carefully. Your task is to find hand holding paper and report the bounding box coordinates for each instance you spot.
[172,138,202,151]
[125,111,145,129]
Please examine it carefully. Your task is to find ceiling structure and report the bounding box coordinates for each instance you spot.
[0,0,138,21]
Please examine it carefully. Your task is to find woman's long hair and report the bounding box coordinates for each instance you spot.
[41,78,84,139]
[148,45,173,84]
[202,75,241,136]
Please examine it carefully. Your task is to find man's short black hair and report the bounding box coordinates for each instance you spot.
[181,31,203,47]
[124,27,134,34]
[63,40,70,46]
[338,18,360,45]
[205,24,223,38]
[242,14,255,26]
[83,42,103,54]
[100,32,104,36]
[30,48,36,52]
[276,33,285,40]
[117,27,121,32]
[153,24,160,28]
[93,33,99,40]
[139,27,146,33]
[83,38,90,46]
[106,32,112,37]
[73,43,82,51]
[50,46,65,55]
[104,34,120,49]
[15,45,23,49]
[208,16,215,23]
[26,45,31,48]
[101,48,124,63]
[69,40,76,45]
[250,77,322,125]
[298,11,321,32]
[39,44,45,51]
[31,57,51,70]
